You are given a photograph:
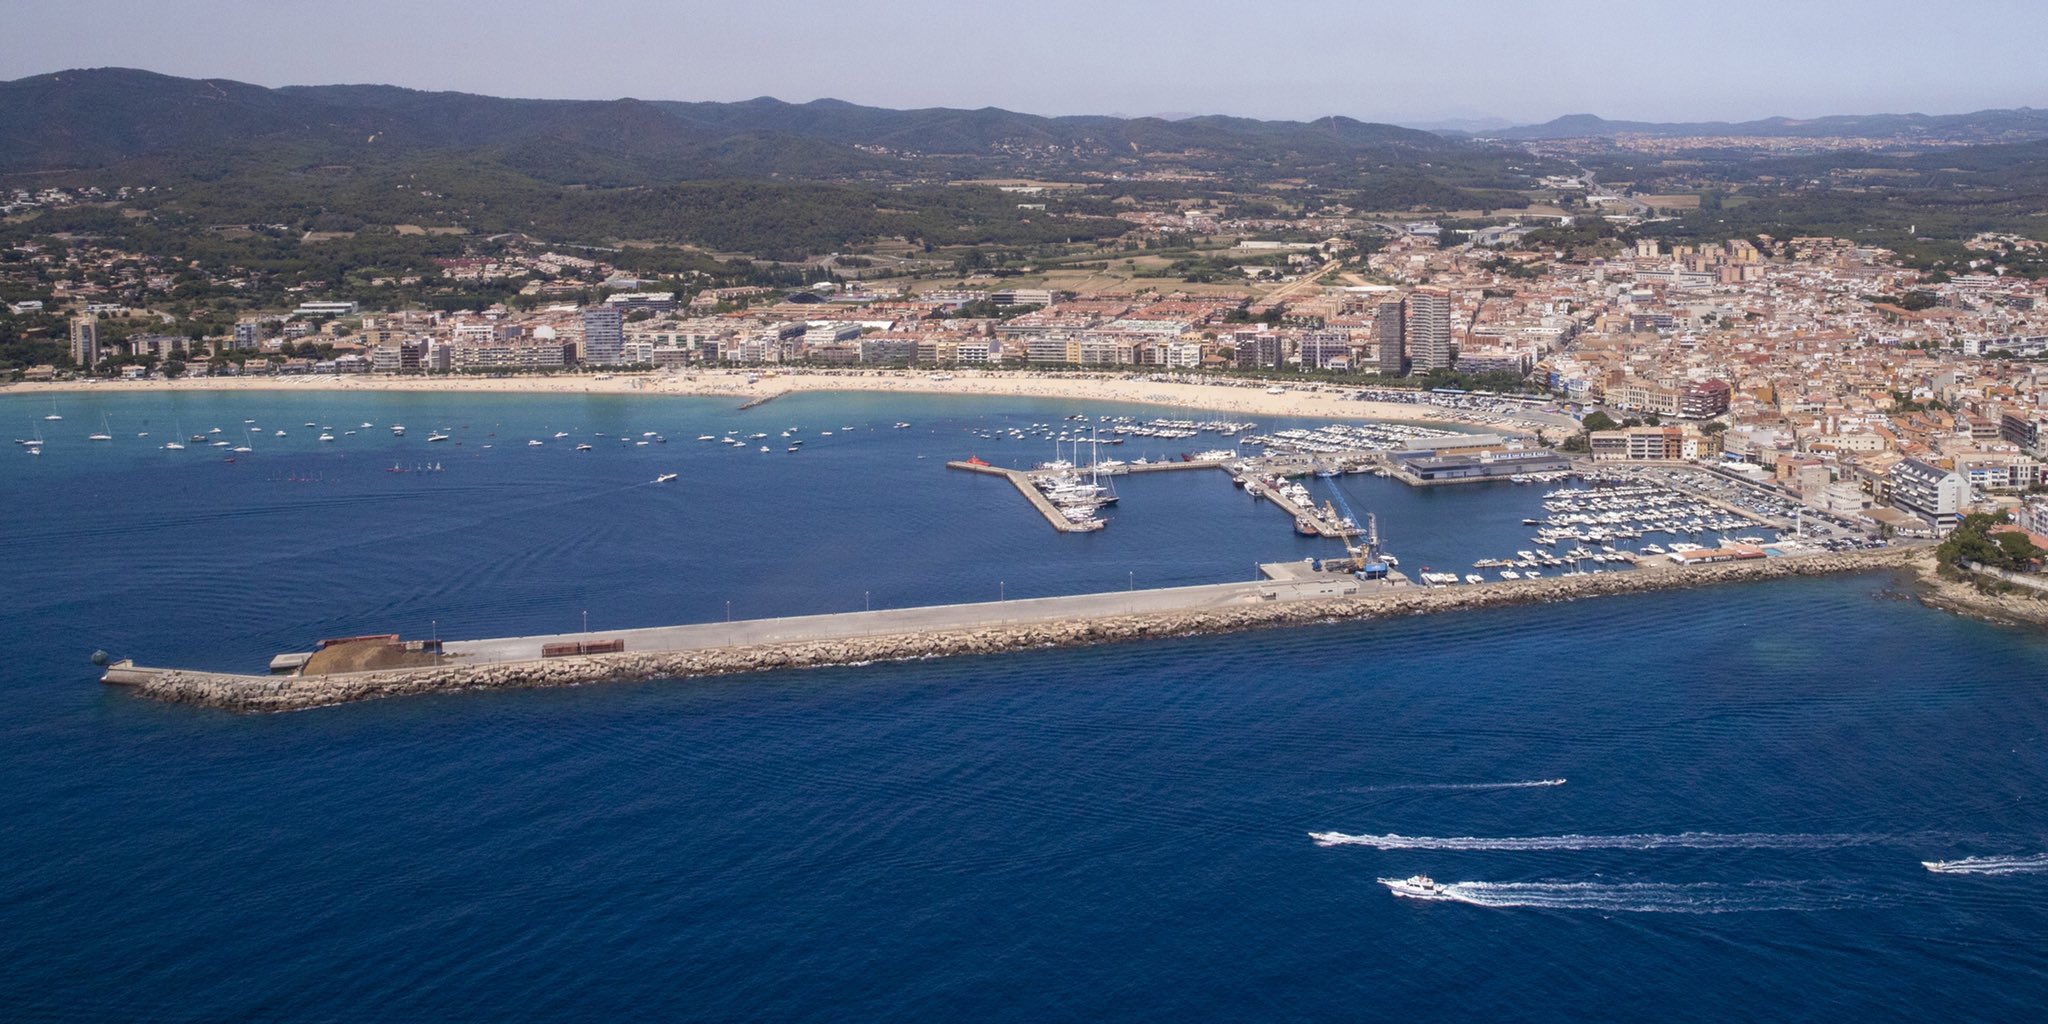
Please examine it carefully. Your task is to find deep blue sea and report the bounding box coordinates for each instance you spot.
[4,390,2047,1021]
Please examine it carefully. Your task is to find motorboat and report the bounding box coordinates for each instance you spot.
[1380,875,1454,899]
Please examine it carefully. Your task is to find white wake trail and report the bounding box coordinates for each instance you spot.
[1380,878,1846,913]
[1923,853,2048,875]
[1349,779,1566,793]
[1314,831,1875,851]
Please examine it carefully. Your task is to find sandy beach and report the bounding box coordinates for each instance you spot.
[5,369,1570,436]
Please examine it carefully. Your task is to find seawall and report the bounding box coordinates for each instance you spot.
[106,547,1925,713]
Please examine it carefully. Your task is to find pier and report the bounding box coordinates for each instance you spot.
[98,546,1926,713]
[1240,475,1364,539]
[945,460,1102,532]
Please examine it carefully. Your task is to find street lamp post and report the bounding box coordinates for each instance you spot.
[582,609,588,634]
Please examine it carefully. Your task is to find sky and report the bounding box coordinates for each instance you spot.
[5,0,2046,126]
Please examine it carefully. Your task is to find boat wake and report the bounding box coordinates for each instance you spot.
[1315,831,1874,851]
[1381,878,1848,914]
[1350,778,1566,793]
[1922,854,2048,875]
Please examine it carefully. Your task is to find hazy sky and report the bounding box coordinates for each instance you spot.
[5,0,2044,125]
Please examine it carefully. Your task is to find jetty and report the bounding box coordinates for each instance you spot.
[947,457,1229,533]
[100,547,1924,713]
[946,460,1100,532]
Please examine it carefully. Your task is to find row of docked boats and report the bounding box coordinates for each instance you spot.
[1239,421,1462,456]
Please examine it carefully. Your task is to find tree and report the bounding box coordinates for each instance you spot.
[1580,411,1619,432]
[162,359,187,379]
[1938,512,2045,573]
[1700,421,1729,435]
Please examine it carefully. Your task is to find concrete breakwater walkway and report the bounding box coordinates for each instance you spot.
[102,547,1924,713]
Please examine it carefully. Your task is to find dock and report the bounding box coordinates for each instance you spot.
[946,460,1101,532]
[1241,476,1364,539]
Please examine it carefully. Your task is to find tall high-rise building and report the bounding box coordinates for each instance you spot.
[68,314,99,368]
[1404,289,1452,372]
[581,306,624,365]
[1374,301,1405,376]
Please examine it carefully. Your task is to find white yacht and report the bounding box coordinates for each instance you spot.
[1380,875,1454,899]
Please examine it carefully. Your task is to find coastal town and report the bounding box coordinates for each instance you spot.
[11,202,2048,563]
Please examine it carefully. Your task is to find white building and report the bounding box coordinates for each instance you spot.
[1887,458,1969,530]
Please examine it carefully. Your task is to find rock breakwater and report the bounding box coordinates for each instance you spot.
[108,547,1922,713]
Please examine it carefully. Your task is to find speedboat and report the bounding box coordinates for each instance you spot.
[1380,875,1454,899]
[575,443,593,452]
[655,473,679,484]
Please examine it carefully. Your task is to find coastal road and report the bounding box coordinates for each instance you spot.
[444,575,1363,665]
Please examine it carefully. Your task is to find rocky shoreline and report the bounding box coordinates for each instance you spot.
[1905,556,2048,627]
[107,547,1927,713]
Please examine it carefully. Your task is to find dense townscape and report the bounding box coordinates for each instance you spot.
[12,201,2048,562]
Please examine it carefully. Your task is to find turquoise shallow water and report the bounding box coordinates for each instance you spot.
[3,390,2047,1021]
